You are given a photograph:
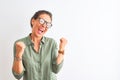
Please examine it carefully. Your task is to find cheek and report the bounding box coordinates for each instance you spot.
[32,23,39,29]
[32,26,38,33]
[32,21,39,27]
[44,29,48,33]
[34,23,38,27]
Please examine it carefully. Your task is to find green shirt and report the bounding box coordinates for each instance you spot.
[12,35,63,80]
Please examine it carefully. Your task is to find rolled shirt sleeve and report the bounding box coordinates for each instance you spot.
[12,68,25,79]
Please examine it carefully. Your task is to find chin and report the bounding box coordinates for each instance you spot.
[36,33,43,37]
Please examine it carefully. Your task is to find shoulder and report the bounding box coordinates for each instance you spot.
[43,36,57,46]
[43,36,56,43]
[43,36,58,49]
[14,36,28,45]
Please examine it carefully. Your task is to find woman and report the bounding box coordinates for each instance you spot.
[12,10,67,80]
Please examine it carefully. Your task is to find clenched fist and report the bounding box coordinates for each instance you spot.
[15,41,26,57]
[59,37,67,51]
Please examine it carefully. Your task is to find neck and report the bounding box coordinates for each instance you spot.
[30,33,42,44]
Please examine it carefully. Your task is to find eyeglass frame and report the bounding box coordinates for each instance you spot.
[37,17,52,29]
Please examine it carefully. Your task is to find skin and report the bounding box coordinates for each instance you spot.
[12,13,67,74]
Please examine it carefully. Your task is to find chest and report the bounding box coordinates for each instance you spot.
[22,45,52,69]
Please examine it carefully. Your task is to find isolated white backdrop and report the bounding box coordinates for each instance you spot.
[0,0,120,80]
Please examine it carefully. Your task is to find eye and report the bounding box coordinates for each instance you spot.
[39,19,45,24]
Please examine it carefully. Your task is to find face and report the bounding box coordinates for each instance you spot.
[31,14,52,38]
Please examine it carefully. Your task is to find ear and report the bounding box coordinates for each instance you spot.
[31,19,35,26]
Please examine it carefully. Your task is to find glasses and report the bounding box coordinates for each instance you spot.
[38,18,52,28]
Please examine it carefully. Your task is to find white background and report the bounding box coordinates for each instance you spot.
[0,0,120,80]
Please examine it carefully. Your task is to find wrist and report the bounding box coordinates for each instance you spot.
[58,50,64,55]
[14,56,22,61]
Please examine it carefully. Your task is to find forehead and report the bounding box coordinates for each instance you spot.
[39,14,51,22]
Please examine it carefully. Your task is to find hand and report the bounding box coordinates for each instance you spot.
[59,37,67,51]
[15,41,26,57]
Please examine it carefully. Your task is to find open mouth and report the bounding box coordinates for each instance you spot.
[38,29,44,34]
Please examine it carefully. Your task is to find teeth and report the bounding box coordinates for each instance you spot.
[38,31,41,34]
[38,30,43,34]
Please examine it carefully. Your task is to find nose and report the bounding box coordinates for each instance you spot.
[42,23,47,28]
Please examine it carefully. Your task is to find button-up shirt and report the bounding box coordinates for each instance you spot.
[12,35,63,80]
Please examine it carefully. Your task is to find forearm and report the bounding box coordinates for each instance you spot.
[56,54,64,64]
[56,50,64,64]
[12,55,24,74]
[52,52,64,73]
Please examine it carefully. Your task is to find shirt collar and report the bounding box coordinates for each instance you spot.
[26,34,45,46]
